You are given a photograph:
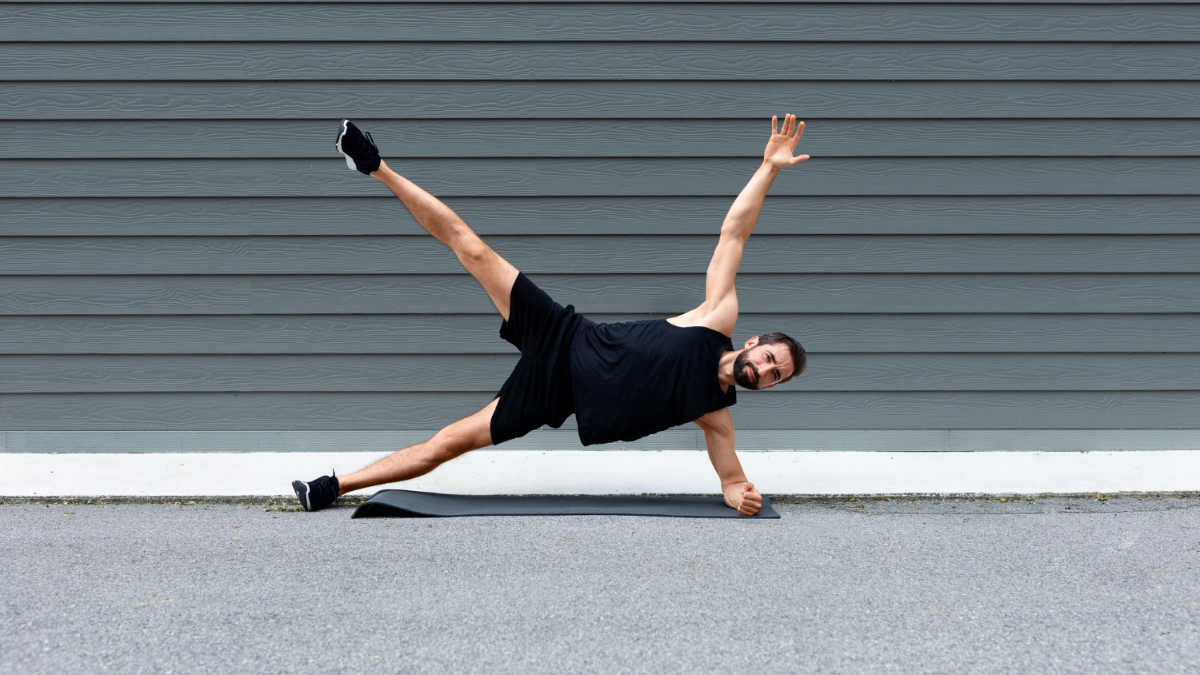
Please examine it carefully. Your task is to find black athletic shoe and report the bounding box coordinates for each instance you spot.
[292,473,340,512]
[335,120,381,175]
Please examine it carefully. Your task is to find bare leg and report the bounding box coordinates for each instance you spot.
[337,398,498,495]
[338,161,514,493]
[371,161,520,320]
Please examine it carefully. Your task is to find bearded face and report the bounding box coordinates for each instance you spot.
[732,348,761,389]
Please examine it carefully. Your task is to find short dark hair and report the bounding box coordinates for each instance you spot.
[757,332,806,383]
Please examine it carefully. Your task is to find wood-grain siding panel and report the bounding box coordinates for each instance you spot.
[3,0,1196,436]
[9,353,1200,393]
[4,391,1199,430]
[3,314,1196,355]
[7,197,1199,236]
[0,315,510,355]
[8,5,1198,42]
[7,236,1200,275]
[2,354,519,393]
[6,159,1197,198]
[6,43,1198,82]
[7,120,1200,159]
[7,82,1199,120]
[4,274,1198,315]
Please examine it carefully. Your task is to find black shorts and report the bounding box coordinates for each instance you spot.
[490,273,582,445]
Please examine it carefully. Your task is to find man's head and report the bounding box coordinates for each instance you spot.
[732,332,806,390]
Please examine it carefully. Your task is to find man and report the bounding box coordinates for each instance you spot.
[293,115,809,516]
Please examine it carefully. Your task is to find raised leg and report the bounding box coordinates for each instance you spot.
[372,161,520,320]
[336,398,498,495]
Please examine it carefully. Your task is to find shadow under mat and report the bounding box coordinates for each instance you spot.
[352,490,780,519]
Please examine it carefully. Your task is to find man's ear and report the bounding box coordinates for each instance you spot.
[743,335,760,350]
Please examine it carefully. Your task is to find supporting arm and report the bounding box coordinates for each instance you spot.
[695,408,762,516]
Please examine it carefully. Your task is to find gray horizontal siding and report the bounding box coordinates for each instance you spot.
[8,120,1200,159]
[7,82,1200,119]
[7,158,1199,197]
[5,274,1200,316]
[7,197,1200,236]
[6,236,1200,275]
[4,392,1200,431]
[4,314,1195,355]
[3,0,1197,439]
[8,353,1200,393]
[7,5,1199,42]
[4,314,1199,355]
[6,43,1199,81]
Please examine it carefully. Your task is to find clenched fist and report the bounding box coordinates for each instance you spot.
[723,481,763,516]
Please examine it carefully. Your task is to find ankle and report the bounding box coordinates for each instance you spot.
[370,159,389,179]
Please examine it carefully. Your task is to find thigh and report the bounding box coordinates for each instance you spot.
[490,355,574,446]
[432,398,498,459]
[499,273,580,357]
[464,245,520,322]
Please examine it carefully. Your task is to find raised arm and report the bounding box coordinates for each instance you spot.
[694,408,762,516]
[687,115,808,336]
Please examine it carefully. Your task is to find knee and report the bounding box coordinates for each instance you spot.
[427,427,474,462]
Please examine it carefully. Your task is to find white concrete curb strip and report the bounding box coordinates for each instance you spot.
[3,450,1199,497]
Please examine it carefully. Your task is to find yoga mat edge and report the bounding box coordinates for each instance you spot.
[351,489,780,519]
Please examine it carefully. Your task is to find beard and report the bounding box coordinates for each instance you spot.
[733,350,760,389]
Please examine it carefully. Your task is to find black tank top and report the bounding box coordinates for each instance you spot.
[569,318,737,446]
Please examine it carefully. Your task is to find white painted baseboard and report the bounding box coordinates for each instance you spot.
[2,450,1198,498]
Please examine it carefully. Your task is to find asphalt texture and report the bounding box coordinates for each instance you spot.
[2,496,1199,675]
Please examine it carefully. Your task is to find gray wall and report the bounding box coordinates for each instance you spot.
[3,1,1200,450]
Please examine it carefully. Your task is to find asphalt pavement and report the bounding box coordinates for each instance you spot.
[2,496,1198,674]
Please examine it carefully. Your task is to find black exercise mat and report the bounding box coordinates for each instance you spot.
[351,489,780,519]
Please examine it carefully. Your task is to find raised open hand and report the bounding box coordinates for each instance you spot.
[764,114,809,169]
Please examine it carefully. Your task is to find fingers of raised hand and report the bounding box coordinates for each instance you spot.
[771,114,804,142]
[773,114,793,138]
[790,153,810,166]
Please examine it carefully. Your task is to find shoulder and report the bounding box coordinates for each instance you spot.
[667,297,738,337]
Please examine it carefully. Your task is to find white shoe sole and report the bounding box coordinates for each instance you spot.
[335,119,357,171]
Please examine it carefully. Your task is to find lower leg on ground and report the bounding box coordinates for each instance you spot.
[335,439,452,495]
[334,398,498,496]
